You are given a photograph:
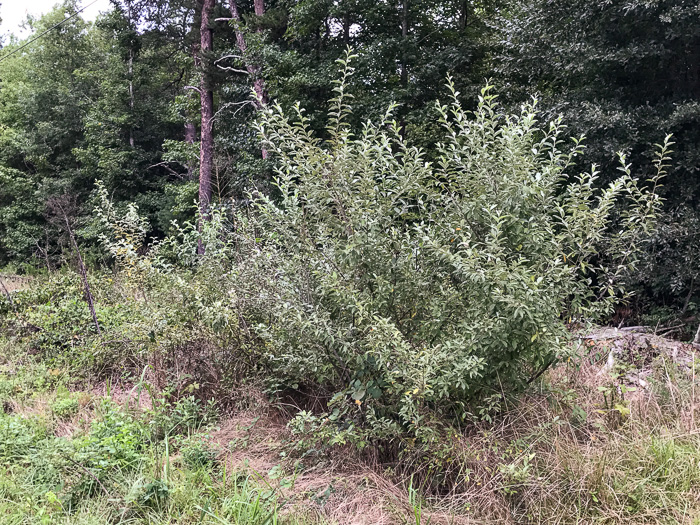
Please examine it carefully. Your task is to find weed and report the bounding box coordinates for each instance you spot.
[51,395,80,419]
[180,435,219,470]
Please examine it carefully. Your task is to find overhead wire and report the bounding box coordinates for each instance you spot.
[0,0,101,64]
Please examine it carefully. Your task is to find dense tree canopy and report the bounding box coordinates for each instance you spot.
[497,0,700,310]
[0,0,698,322]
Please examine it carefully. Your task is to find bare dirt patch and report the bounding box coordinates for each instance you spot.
[0,274,32,294]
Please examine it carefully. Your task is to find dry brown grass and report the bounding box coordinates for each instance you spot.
[210,410,486,524]
[201,334,700,525]
[0,274,31,293]
[420,336,700,525]
[2,390,96,440]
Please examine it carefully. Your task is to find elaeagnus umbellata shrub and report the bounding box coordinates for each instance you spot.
[96,51,670,444]
[237,51,669,441]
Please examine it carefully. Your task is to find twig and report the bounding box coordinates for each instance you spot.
[215,54,245,61]
[656,324,685,337]
[659,328,681,338]
[211,100,255,125]
[99,338,148,346]
[527,356,557,385]
[0,278,15,312]
[147,161,186,179]
[59,206,101,336]
[62,454,110,496]
[216,66,250,74]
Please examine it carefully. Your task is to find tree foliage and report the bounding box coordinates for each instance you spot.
[0,0,696,329]
[497,0,700,310]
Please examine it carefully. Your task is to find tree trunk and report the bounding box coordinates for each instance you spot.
[230,0,269,158]
[399,0,409,139]
[198,0,216,254]
[127,0,136,148]
[128,50,135,148]
[459,0,468,30]
[682,277,695,315]
[343,12,350,46]
[185,122,197,180]
[252,0,268,109]
[400,0,409,86]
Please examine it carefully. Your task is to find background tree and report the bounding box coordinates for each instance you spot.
[229,0,269,158]
[0,0,697,340]
[0,1,95,267]
[496,0,700,318]
[261,0,498,147]
[75,1,192,203]
[197,0,216,238]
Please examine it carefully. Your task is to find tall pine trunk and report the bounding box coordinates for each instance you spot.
[128,49,135,148]
[230,0,269,158]
[399,0,409,139]
[198,0,216,254]
[400,0,408,86]
[127,0,135,148]
[185,122,197,180]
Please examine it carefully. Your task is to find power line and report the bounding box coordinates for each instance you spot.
[0,0,101,64]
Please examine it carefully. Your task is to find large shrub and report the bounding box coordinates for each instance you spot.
[229,53,668,439]
[92,53,668,442]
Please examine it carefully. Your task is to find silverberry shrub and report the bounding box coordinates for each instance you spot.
[234,52,668,440]
[96,53,669,443]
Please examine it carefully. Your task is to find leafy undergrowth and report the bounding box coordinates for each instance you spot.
[1,330,700,525]
[0,344,320,525]
[2,270,700,524]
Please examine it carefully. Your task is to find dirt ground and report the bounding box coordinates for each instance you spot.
[0,274,32,293]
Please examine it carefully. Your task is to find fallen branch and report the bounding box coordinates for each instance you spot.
[657,324,685,337]
[619,326,650,333]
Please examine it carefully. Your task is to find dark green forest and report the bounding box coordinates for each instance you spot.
[1,0,698,322]
[0,1,700,523]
